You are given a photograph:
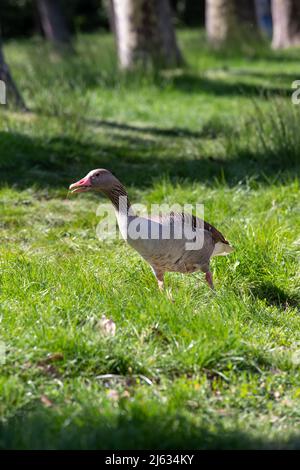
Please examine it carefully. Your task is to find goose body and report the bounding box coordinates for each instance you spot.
[118,212,229,272]
[69,169,234,290]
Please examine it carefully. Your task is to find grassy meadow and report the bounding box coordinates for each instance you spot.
[0,30,300,449]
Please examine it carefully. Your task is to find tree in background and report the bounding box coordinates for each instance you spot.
[206,1,274,46]
[36,0,72,49]
[112,0,182,69]
[271,0,300,48]
[205,0,236,46]
[171,0,205,27]
[235,0,256,27]
[254,0,272,37]
[105,0,115,34]
[0,38,27,110]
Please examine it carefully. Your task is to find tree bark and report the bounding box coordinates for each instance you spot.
[235,0,256,27]
[106,0,116,34]
[36,0,72,48]
[254,0,272,37]
[271,0,300,48]
[0,40,27,110]
[112,0,182,70]
[206,0,236,46]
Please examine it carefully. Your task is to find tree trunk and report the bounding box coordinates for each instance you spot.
[36,0,72,48]
[0,40,27,110]
[112,0,182,70]
[106,0,116,34]
[206,0,236,46]
[235,0,256,27]
[254,0,272,37]
[271,0,300,48]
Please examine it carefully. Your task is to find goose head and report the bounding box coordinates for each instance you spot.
[69,169,119,194]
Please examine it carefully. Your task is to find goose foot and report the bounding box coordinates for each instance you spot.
[152,268,165,291]
[154,270,173,301]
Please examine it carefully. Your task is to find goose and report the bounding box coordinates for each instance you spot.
[69,169,234,290]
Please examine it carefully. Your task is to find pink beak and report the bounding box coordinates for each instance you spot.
[69,176,92,194]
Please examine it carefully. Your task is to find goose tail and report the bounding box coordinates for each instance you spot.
[212,242,234,257]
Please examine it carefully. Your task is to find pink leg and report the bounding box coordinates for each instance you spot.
[205,271,214,290]
[152,268,164,291]
[157,278,164,291]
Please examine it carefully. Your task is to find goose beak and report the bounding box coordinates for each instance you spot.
[69,176,92,194]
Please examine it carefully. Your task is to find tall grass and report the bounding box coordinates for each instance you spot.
[225,98,300,181]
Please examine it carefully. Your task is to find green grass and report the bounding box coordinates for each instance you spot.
[0,30,300,449]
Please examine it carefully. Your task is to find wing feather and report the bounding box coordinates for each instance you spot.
[149,212,229,245]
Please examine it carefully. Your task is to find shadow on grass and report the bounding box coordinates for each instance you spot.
[228,69,300,82]
[251,282,300,310]
[170,74,290,97]
[82,119,205,139]
[1,406,299,449]
[0,129,298,191]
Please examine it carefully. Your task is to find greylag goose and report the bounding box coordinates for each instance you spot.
[69,169,234,290]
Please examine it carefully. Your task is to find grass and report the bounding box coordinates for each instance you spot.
[0,29,300,449]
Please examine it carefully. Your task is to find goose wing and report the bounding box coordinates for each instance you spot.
[150,212,229,245]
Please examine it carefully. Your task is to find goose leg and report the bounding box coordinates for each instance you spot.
[205,271,214,290]
[154,270,164,291]
[152,268,174,301]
